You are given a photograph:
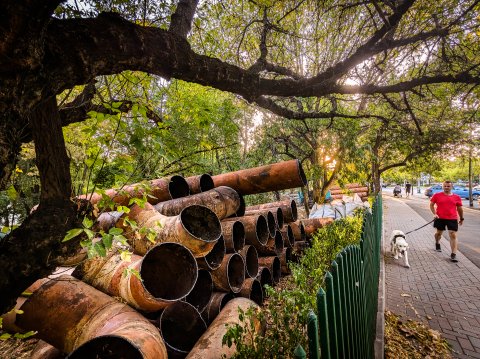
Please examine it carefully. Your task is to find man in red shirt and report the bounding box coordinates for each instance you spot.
[430,181,464,262]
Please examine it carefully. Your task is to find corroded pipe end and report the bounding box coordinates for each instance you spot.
[296,159,307,186]
[273,230,284,256]
[202,292,234,325]
[185,269,213,313]
[265,211,276,237]
[236,194,246,217]
[239,245,259,279]
[256,266,273,296]
[255,215,269,245]
[67,336,144,359]
[159,301,207,357]
[231,221,246,252]
[275,208,284,228]
[168,175,190,199]
[197,235,226,270]
[180,205,222,254]
[186,174,215,194]
[280,247,293,274]
[227,253,246,293]
[141,243,198,302]
[197,174,215,192]
[258,256,281,284]
[289,200,298,222]
[238,278,264,306]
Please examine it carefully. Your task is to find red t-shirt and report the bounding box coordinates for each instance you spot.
[430,192,462,219]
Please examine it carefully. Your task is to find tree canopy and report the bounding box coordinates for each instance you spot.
[1,0,480,314]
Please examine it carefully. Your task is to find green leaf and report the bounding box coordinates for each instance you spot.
[82,217,94,229]
[120,250,132,262]
[6,185,18,201]
[84,228,95,240]
[94,241,106,257]
[14,331,37,339]
[102,234,113,250]
[114,234,129,246]
[116,205,131,213]
[62,228,83,242]
[0,333,12,340]
[108,227,123,235]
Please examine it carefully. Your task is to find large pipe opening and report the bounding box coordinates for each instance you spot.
[197,236,225,270]
[241,245,259,278]
[185,269,213,313]
[255,215,269,245]
[168,175,190,199]
[231,221,245,252]
[249,279,264,306]
[265,211,276,238]
[290,200,298,222]
[271,257,281,284]
[296,159,307,186]
[275,208,284,228]
[227,254,246,293]
[181,205,221,243]
[198,174,214,192]
[202,292,234,324]
[141,243,198,301]
[159,301,206,356]
[256,267,273,297]
[67,335,143,359]
[274,230,284,256]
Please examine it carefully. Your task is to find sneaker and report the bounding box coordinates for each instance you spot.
[435,243,441,252]
[451,253,458,262]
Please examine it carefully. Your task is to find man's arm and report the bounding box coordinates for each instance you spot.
[457,205,464,225]
[430,201,438,218]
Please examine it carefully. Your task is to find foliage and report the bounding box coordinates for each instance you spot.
[223,212,364,358]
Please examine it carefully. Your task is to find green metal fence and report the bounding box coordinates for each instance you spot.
[300,194,383,358]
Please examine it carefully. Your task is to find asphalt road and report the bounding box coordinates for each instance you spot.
[383,187,480,269]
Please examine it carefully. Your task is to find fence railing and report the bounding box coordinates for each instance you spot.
[296,194,382,359]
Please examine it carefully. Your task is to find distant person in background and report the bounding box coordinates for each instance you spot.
[430,180,464,262]
[405,182,412,198]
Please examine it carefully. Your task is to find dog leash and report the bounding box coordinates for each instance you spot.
[404,219,435,235]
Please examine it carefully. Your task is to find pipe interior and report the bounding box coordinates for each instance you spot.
[296,159,308,186]
[275,231,284,254]
[300,223,306,241]
[204,235,225,269]
[141,243,197,300]
[67,336,143,359]
[272,257,281,284]
[284,247,292,263]
[245,246,259,278]
[185,269,213,313]
[181,205,221,242]
[258,267,273,289]
[250,279,264,306]
[256,215,269,245]
[236,195,246,216]
[290,200,298,222]
[199,174,215,192]
[160,302,206,352]
[266,212,276,237]
[227,254,245,291]
[287,225,295,245]
[232,221,246,251]
[276,208,284,228]
[168,175,190,199]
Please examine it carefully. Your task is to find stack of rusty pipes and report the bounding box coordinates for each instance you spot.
[4,160,321,358]
[329,183,369,201]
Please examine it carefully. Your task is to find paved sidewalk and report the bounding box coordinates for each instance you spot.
[383,196,480,358]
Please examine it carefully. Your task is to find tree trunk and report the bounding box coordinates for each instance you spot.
[0,97,84,314]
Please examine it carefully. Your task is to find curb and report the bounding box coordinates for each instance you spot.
[374,201,386,359]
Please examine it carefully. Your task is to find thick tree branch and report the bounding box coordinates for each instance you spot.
[168,0,199,38]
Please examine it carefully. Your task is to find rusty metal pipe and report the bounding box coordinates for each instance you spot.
[329,185,368,195]
[154,186,241,220]
[256,230,284,256]
[158,301,207,358]
[244,210,276,237]
[300,217,334,238]
[237,278,264,306]
[221,220,245,253]
[212,159,307,195]
[12,275,167,358]
[78,175,190,207]
[280,224,295,248]
[238,244,259,278]
[290,221,306,242]
[187,298,262,359]
[210,253,245,293]
[222,215,268,247]
[72,242,198,312]
[247,200,297,223]
[256,267,273,297]
[257,256,281,284]
[201,292,234,325]
[280,247,293,274]
[185,174,215,194]
[30,340,63,359]
[122,203,221,257]
[197,235,225,270]
[185,269,213,313]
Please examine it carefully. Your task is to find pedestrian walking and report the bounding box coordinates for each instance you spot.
[405,182,412,198]
[429,180,464,262]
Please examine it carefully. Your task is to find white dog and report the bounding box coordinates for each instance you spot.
[390,230,410,268]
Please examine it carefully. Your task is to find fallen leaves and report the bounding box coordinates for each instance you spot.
[385,310,452,359]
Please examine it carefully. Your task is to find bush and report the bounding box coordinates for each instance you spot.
[223,211,364,358]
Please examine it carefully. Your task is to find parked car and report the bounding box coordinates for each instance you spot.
[425,184,480,200]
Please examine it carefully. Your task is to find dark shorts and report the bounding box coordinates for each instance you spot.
[433,218,458,232]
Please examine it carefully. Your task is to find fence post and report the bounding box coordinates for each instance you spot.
[317,287,331,359]
[293,345,307,359]
[331,260,345,358]
[335,252,351,358]
[307,310,320,359]
[325,272,338,359]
